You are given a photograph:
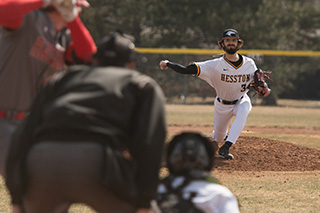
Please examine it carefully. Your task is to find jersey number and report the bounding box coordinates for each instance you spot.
[240,84,247,92]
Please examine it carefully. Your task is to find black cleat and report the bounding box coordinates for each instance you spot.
[218,143,234,160]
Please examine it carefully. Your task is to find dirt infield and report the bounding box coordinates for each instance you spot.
[168,126,320,172]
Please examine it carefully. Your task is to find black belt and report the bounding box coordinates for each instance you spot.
[217,96,243,105]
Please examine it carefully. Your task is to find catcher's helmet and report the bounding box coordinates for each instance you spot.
[93,32,137,67]
[166,132,216,175]
[218,28,244,50]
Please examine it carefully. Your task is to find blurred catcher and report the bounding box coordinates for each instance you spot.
[156,132,239,213]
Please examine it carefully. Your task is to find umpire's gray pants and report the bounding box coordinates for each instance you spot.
[0,118,20,178]
[23,141,136,213]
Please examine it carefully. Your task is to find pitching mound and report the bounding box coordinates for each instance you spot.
[214,136,320,172]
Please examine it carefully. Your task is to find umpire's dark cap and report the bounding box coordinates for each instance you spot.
[93,32,137,67]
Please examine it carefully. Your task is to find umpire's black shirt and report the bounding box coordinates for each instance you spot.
[6,65,167,208]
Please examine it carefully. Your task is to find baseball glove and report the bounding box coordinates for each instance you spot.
[253,69,272,97]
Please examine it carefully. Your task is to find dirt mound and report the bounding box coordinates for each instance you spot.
[168,126,320,171]
[214,136,320,171]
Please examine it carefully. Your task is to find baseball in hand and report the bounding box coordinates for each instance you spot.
[159,60,169,70]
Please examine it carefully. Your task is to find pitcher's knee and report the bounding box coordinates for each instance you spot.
[211,130,227,143]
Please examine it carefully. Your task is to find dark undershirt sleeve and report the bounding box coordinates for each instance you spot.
[167,62,198,75]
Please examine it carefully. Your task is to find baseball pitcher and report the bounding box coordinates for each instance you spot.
[159,29,271,160]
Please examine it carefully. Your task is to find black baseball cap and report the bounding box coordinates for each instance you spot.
[218,28,244,49]
[93,32,137,67]
[221,29,240,40]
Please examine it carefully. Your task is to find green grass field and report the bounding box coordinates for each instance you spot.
[166,100,320,213]
[166,103,320,129]
[0,99,319,212]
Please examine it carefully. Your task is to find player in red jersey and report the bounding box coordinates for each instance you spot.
[0,0,96,177]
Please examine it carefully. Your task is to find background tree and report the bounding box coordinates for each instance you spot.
[81,0,320,104]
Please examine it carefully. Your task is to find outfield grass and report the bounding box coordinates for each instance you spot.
[166,104,320,129]
[247,106,320,129]
[0,100,319,212]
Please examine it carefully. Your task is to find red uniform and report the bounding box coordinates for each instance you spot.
[0,0,96,176]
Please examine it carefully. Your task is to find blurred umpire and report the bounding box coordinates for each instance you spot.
[5,32,167,213]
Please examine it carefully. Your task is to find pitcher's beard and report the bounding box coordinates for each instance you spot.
[225,47,237,54]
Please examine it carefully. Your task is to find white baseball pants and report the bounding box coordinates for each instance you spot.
[211,94,252,144]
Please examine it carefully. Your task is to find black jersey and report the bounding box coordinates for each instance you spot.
[6,65,167,207]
